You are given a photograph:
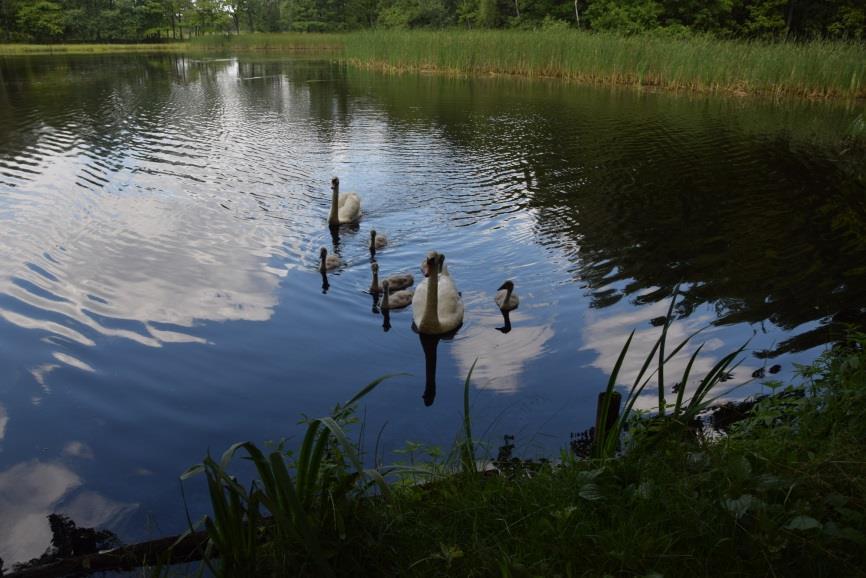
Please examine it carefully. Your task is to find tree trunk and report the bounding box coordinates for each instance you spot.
[784,0,795,39]
[514,0,519,19]
[574,0,580,28]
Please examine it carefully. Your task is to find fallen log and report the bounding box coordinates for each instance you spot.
[5,530,208,578]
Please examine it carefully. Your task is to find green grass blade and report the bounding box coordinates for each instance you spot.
[657,287,680,417]
[593,330,633,458]
[673,343,704,415]
[343,373,405,409]
[296,420,322,503]
[462,359,478,473]
[688,342,749,411]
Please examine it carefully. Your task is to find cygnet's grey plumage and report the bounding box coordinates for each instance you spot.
[382,280,413,310]
[370,262,413,294]
[370,229,387,252]
[494,280,519,311]
[319,247,341,272]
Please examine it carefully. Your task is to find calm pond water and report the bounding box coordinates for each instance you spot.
[1,53,865,565]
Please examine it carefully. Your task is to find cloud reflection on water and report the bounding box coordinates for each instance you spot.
[453,294,555,393]
[0,404,7,442]
[0,187,291,386]
[580,296,760,411]
[0,459,135,566]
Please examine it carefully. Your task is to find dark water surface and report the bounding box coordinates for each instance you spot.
[1,53,865,564]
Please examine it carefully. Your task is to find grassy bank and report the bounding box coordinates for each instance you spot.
[191,30,866,100]
[164,314,866,577]
[0,42,188,55]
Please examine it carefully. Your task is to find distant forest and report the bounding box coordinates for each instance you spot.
[1,0,864,43]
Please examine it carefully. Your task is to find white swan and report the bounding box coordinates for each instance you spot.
[413,252,463,335]
[370,229,387,253]
[328,177,361,226]
[370,262,413,294]
[494,280,519,311]
[318,247,341,272]
[382,280,413,310]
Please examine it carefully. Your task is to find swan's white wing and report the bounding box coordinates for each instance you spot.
[437,275,464,331]
[412,277,429,327]
[338,192,362,222]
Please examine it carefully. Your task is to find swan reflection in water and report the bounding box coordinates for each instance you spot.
[496,309,512,334]
[416,325,461,407]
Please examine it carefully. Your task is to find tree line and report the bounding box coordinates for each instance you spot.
[1,0,863,43]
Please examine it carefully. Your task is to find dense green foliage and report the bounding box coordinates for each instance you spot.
[1,0,864,43]
[180,330,866,576]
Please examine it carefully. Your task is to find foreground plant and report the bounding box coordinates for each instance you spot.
[180,376,394,577]
[593,289,749,458]
[178,325,866,577]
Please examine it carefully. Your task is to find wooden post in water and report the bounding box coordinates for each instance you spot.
[594,391,622,442]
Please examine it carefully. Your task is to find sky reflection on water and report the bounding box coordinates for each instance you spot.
[0,53,863,565]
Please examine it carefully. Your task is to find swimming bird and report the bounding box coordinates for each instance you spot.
[370,230,387,254]
[328,177,361,226]
[319,247,341,272]
[413,252,464,335]
[370,262,413,294]
[494,280,519,311]
[381,280,413,310]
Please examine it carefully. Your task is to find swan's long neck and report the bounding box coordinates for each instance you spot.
[318,254,326,274]
[382,287,389,309]
[504,286,513,306]
[419,262,440,333]
[371,269,379,292]
[328,182,339,226]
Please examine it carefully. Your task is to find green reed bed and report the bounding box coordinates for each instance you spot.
[342,30,866,99]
